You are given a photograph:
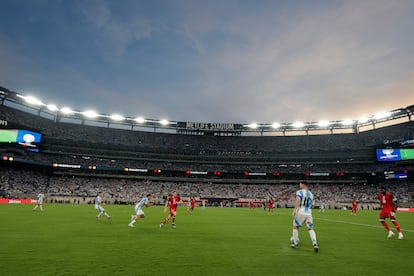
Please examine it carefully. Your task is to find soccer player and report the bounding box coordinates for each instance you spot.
[128,194,152,228]
[351,199,358,216]
[267,197,275,215]
[160,191,182,228]
[290,181,319,252]
[33,192,45,212]
[378,187,403,239]
[95,192,112,220]
[187,196,196,213]
[318,203,325,213]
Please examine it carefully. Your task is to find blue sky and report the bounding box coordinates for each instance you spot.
[1,0,414,124]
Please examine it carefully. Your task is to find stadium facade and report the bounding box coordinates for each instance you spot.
[1,85,414,206]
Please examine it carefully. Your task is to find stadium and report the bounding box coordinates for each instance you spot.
[1,85,414,275]
[1,85,414,206]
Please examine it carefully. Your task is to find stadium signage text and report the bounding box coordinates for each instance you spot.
[400,139,414,146]
[189,171,208,175]
[248,172,267,176]
[397,208,414,212]
[127,168,148,172]
[310,172,330,176]
[185,122,234,131]
[0,119,7,126]
[0,198,37,204]
[53,163,82,169]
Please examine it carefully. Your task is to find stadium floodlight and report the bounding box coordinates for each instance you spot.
[271,122,281,129]
[292,121,305,128]
[60,107,74,115]
[341,119,354,125]
[317,120,330,127]
[82,110,99,119]
[110,114,125,121]
[159,119,169,126]
[47,104,58,112]
[25,95,43,106]
[373,111,391,120]
[135,117,145,123]
[248,123,258,129]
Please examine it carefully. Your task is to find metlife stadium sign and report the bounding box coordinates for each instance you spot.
[182,122,235,131]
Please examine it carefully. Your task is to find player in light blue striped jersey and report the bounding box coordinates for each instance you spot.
[128,194,152,228]
[95,192,112,220]
[33,192,45,212]
[290,181,319,252]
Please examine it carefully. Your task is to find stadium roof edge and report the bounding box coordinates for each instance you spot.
[1,85,413,136]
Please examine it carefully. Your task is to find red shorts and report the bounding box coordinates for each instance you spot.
[170,208,177,216]
[380,210,395,219]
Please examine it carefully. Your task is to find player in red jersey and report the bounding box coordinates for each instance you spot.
[160,191,182,228]
[187,196,196,213]
[350,199,358,216]
[378,187,403,239]
[267,198,275,215]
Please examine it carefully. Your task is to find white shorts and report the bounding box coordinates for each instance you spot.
[293,213,314,229]
[95,205,105,213]
[135,208,145,216]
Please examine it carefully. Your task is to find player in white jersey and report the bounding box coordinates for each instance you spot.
[290,181,319,252]
[128,194,152,227]
[33,192,45,211]
[95,192,112,220]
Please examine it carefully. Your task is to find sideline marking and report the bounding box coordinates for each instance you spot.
[315,217,414,233]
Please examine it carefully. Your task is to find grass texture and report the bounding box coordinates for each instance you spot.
[1,204,413,276]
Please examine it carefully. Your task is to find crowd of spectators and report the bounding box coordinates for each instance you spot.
[3,104,414,178]
[13,150,412,175]
[2,105,414,155]
[1,167,412,208]
[1,102,414,209]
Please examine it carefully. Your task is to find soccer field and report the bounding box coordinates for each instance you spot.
[0,205,413,276]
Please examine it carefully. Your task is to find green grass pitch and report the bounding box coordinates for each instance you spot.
[1,204,413,276]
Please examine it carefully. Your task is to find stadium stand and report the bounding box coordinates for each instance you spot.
[1,90,414,207]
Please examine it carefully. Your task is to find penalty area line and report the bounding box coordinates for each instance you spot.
[315,217,414,233]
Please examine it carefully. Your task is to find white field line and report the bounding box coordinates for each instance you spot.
[315,217,414,233]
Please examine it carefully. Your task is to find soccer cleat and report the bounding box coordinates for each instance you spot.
[159,224,163,228]
[172,223,176,229]
[128,223,135,228]
[398,232,404,240]
[313,244,319,253]
[387,231,395,238]
[108,216,112,219]
[290,237,298,248]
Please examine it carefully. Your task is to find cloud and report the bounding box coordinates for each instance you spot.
[168,0,414,122]
[1,0,414,125]
[179,25,206,54]
[76,0,157,57]
[0,33,56,94]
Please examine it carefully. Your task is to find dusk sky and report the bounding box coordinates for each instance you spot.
[1,0,414,124]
